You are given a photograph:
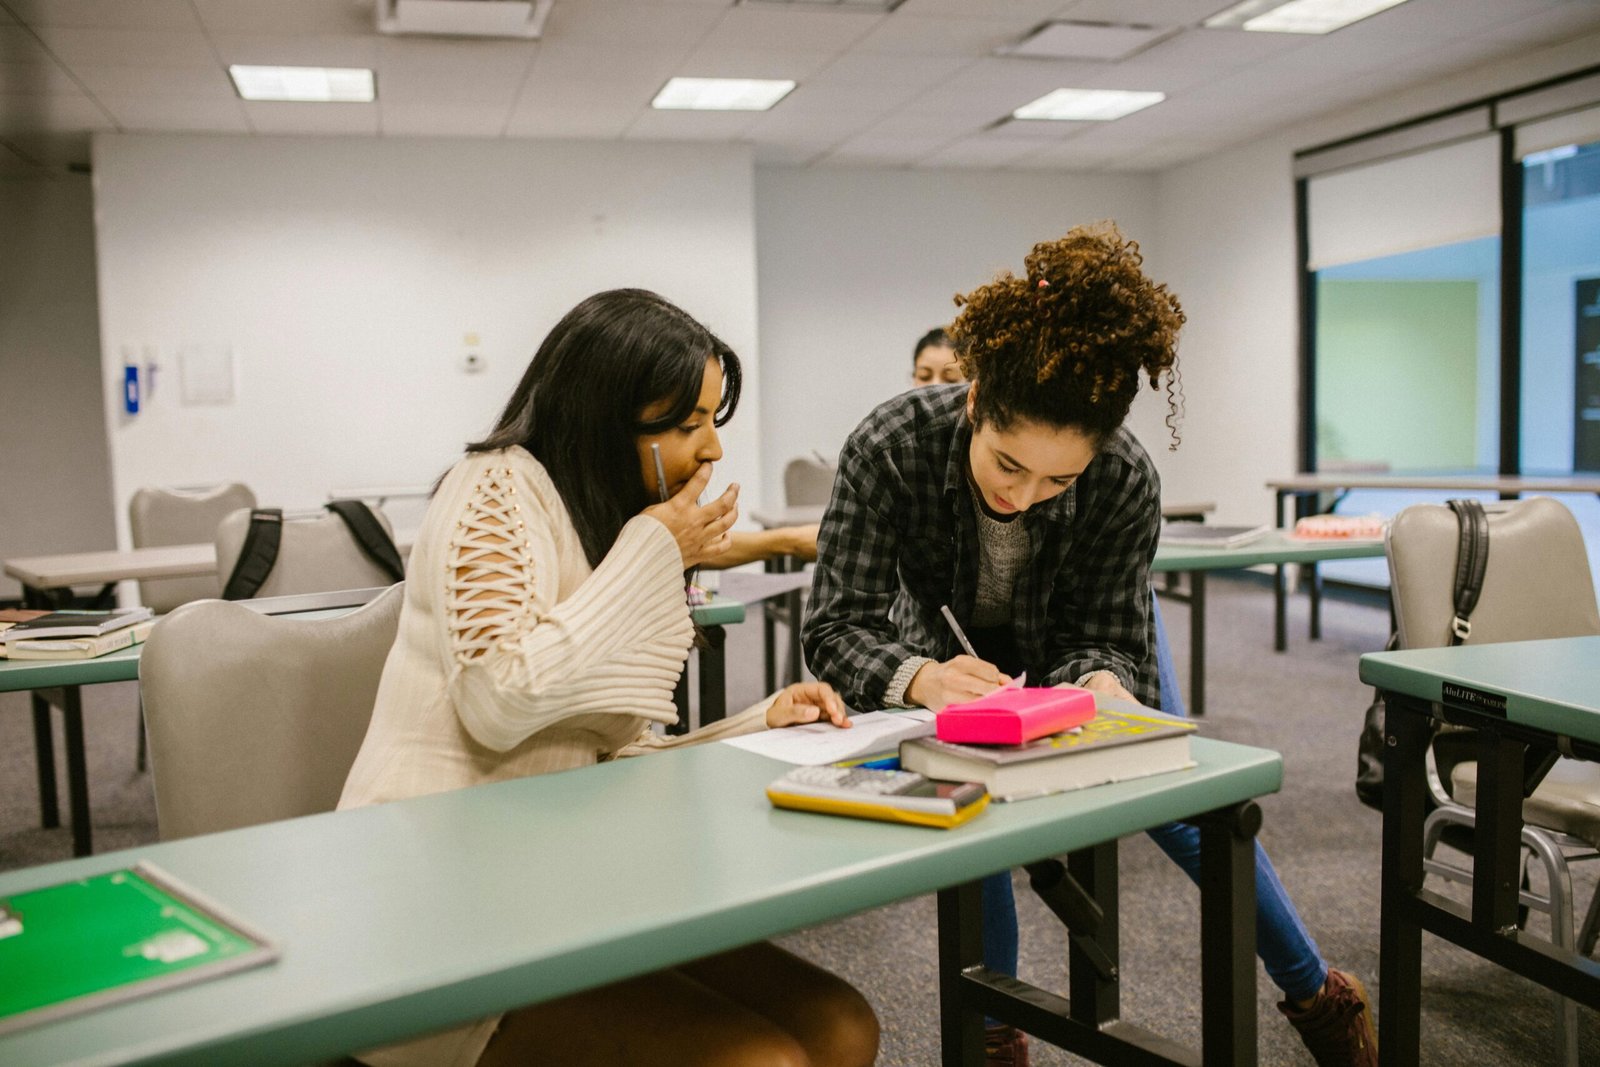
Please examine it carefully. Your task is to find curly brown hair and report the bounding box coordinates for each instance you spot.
[949,221,1185,448]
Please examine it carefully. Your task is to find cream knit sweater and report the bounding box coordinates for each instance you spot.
[339,446,773,1066]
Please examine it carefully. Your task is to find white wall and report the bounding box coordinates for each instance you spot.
[1154,30,1600,527]
[753,167,1162,509]
[91,134,762,548]
[0,176,115,599]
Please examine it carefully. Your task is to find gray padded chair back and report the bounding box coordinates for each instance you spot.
[215,506,400,599]
[784,456,835,507]
[140,584,403,840]
[129,483,256,613]
[1387,496,1600,650]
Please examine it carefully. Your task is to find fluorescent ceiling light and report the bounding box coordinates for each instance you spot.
[652,77,795,111]
[229,65,375,103]
[1204,0,1412,35]
[1012,88,1164,122]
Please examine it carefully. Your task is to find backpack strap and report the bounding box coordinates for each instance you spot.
[221,509,284,600]
[1445,498,1489,645]
[324,499,405,583]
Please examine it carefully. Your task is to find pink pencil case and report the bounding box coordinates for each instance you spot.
[935,686,1096,745]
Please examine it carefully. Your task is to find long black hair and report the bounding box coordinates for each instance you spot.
[467,289,742,567]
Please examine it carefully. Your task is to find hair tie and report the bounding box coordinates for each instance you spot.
[1037,279,1049,289]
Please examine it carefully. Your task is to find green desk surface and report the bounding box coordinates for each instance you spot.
[0,739,1281,1067]
[0,601,744,694]
[1360,636,1600,745]
[1153,530,1384,572]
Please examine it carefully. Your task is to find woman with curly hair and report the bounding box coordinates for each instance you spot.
[802,224,1373,1067]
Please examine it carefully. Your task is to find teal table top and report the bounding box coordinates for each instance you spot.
[0,600,744,694]
[1153,530,1384,572]
[0,738,1281,1066]
[1360,636,1600,745]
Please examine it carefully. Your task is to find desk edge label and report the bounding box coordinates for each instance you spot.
[1440,681,1507,718]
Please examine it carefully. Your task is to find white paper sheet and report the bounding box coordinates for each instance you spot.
[722,709,936,765]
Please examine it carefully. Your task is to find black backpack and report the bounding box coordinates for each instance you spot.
[221,499,404,601]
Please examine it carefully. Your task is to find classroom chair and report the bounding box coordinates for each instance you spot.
[129,483,257,612]
[126,482,257,771]
[215,505,401,600]
[783,455,835,508]
[138,583,403,840]
[1387,496,1600,1067]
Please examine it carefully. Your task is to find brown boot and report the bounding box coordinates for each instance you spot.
[1278,968,1378,1067]
[984,1023,1029,1067]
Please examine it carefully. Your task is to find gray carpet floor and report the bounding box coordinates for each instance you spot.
[2,575,1594,1065]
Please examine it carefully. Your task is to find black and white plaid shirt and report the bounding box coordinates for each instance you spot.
[801,385,1161,710]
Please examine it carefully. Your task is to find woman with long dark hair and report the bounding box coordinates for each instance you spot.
[341,289,879,1067]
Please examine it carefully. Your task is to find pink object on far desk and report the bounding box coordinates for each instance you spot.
[935,686,1096,746]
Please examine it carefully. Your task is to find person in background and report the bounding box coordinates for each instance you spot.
[803,224,1375,1067]
[341,288,878,1067]
[912,326,964,387]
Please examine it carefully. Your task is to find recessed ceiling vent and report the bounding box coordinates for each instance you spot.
[377,0,553,39]
[998,20,1174,62]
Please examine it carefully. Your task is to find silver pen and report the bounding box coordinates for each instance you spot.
[939,604,979,659]
[651,442,670,503]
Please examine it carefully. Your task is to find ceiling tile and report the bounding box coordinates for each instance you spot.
[540,1,724,52]
[624,106,760,141]
[984,116,1090,140]
[916,132,1049,168]
[0,26,52,63]
[376,40,536,106]
[209,33,381,68]
[692,6,884,54]
[751,138,832,166]
[192,0,373,36]
[853,15,1027,57]
[673,45,837,82]
[1484,2,1600,48]
[897,0,1066,19]
[98,94,249,132]
[1089,28,1312,92]
[503,102,636,139]
[242,100,379,135]
[32,26,218,68]
[380,101,509,137]
[0,90,111,132]
[898,55,1106,120]
[824,131,953,166]
[1057,0,1238,26]
[744,101,882,142]
[0,60,79,94]
[72,63,234,98]
[5,0,199,31]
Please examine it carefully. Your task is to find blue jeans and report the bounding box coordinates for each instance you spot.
[979,593,1329,1004]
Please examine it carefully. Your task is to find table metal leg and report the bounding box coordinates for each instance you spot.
[699,625,727,727]
[31,693,59,828]
[1195,802,1260,1067]
[1274,565,1288,653]
[1308,562,1323,641]
[938,880,987,1067]
[1066,844,1120,1028]
[61,685,92,857]
[1379,694,1430,1066]
[1472,729,1528,933]
[785,587,804,686]
[762,558,779,694]
[1191,572,1206,717]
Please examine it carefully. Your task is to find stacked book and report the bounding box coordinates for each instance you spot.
[0,608,155,661]
[901,696,1198,802]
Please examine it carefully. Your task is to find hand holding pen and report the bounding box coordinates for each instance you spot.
[905,605,1012,711]
[643,460,739,570]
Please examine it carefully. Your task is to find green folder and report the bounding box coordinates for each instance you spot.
[0,863,277,1035]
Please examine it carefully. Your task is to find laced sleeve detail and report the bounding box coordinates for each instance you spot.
[447,466,535,665]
